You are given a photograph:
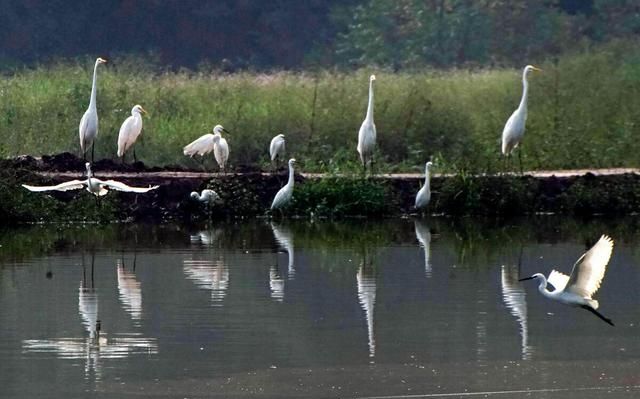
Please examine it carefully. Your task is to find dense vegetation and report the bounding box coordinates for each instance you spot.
[1,41,640,173]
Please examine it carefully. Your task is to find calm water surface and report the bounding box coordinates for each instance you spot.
[1,218,640,398]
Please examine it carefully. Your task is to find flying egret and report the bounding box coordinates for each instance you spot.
[269,134,286,166]
[415,161,433,211]
[79,57,107,162]
[183,125,230,172]
[519,235,614,326]
[271,158,296,211]
[22,162,159,196]
[357,74,376,174]
[117,105,147,163]
[501,65,542,173]
[190,189,220,205]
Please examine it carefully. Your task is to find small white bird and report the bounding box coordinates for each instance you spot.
[22,162,159,196]
[501,65,542,170]
[415,161,433,210]
[117,105,147,163]
[79,57,107,162]
[357,74,376,172]
[519,235,614,326]
[271,158,296,211]
[269,134,286,164]
[183,125,230,171]
[190,189,220,205]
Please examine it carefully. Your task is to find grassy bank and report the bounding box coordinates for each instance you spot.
[1,41,640,173]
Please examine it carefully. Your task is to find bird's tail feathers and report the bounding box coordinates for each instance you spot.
[587,299,599,309]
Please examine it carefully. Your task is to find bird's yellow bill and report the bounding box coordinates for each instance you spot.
[531,66,542,72]
[140,106,148,115]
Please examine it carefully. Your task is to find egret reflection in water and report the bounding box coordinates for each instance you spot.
[184,229,230,305]
[269,263,286,302]
[414,219,432,277]
[357,251,376,359]
[501,263,533,360]
[117,254,142,324]
[271,222,295,278]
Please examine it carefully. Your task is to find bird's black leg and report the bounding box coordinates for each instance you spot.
[580,305,614,326]
[518,148,524,175]
[133,146,137,163]
[91,144,95,164]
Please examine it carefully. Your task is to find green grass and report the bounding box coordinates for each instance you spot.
[2,40,640,173]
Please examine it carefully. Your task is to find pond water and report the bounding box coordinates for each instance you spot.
[1,218,640,398]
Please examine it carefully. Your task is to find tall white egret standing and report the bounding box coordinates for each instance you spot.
[415,161,433,211]
[269,134,286,167]
[22,162,159,196]
[271,158,296,212]
[183,125,230,171]
[357,74,376,174]
[79,57,107,162]
[519,235,614,326]
[501,65,542,173]
[116,105,147,163]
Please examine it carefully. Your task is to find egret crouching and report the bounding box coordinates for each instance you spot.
[183,125,230,172]
[190,189,220,205]
[519,235,614,326]
[415,161,433,211]
[269,134,286,168]
[357,74,376,175]
[501,65,541,174]
[117,105,147,163]
[271,158,296,214]
[79,57,107,162]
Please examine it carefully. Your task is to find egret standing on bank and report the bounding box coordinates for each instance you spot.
[117,105,147,163]
[183,125,230,172]
[269,134,286,167]
[501,65,542,173]
[357,74,376,174]
[271,158,296,212]
[519,235,615,326]
[190,189,220,205]
[415,161,433,211]
[79,57,107,162]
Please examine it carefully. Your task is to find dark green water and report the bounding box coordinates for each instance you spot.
[1,218,640,398]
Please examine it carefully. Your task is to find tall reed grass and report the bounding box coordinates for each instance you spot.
[1,41,639,173]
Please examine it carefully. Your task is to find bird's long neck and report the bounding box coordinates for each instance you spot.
[89,61,100,109]
[365,79,374,122]
[287,163,295,187]
[424,167,430,189]
[536,276,553,298]
[517,70,529,112]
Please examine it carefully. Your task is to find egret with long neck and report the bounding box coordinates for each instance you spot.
[357,74,377,174]
[79,57,107,162]
[415,161,433,210]
[271,158,297,212]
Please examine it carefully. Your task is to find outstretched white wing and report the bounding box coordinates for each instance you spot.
[22,180,86,192]
[96,179,159,193]
[183,134,215,157]
[547,270,569,292]
[565,235,614,299]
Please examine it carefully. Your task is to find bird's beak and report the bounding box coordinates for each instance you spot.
[222,128,230,135]
[518,276,535,281]
[531,66,542,72]
[140,107,147,115]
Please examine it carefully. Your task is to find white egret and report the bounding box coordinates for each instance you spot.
[22,162,159,196]
[501,65,542,172]
[79,57,107,162]
[269,134,286,166]
[519,235,614,326]
[116,105,147,163]
[270,158,296,211]
[190,189,220,205]
[183,125,230,171]
[357,74,376,173]
[415,161,433,210]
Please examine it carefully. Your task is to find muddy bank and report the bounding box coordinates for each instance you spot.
[1,153,640,223]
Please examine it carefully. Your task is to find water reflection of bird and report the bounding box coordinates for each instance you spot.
[183,259,229,306]
[271,222,295,278]
[269,263,285,302]
[520,235,615,326]
[189,228,224,247]
[117,255,143,323]
[501,264,533,360]
[414,219,432,277]
[357,255,376,359]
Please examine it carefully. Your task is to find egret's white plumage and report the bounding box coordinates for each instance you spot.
[415,161,433,210]
[501,65,541,156]
[357,74,376,168]
[22,162,159,196]
[190,189,220,204]
[183,125,230,171]
[79,57,107,160]
[117,105,147,161]
[519,235,614,326]
[271,158,296,210]
[270,134,286,162]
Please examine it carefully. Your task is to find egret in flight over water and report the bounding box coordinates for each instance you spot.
[415,161,433,211]
[357,74,376,174]
[79,57,107,162]
[269,134,286,167]
[117,105,147,163]
[271,158,296,211]
[519,235,615,326]
[22,162,159,196]
[183,125,230,172]
[501,65,541,173]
